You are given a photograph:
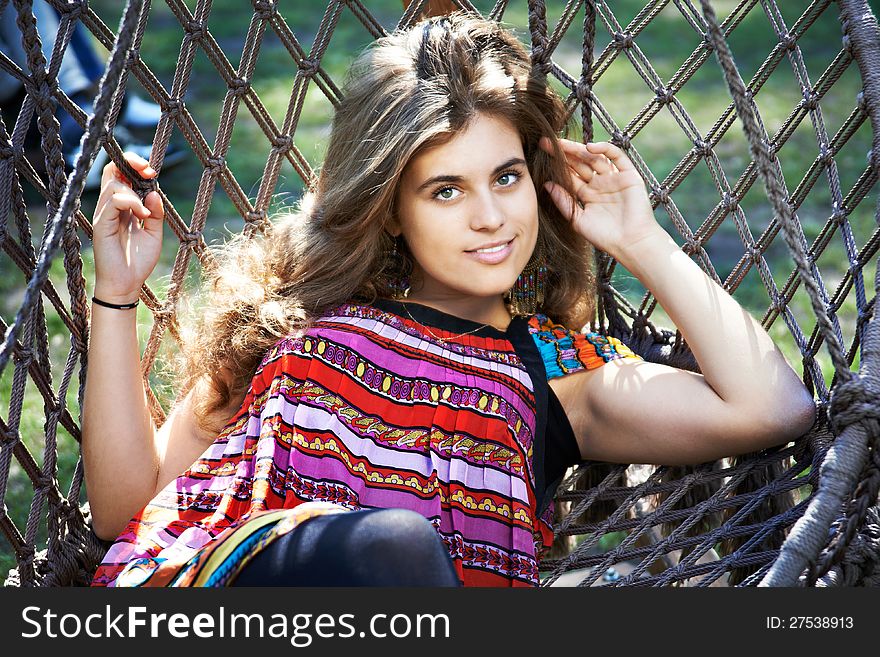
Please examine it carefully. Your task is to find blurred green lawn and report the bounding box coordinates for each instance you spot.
[1,0,877,577]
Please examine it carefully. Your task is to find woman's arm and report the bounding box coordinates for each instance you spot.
[82,298,161,540]
[81,152,166,540]
[541,138,816,465]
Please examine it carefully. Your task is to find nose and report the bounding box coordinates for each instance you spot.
[468,190,506,231]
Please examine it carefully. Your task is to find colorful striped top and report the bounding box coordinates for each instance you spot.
[91,298,642,587]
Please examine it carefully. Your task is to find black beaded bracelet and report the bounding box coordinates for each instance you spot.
[92,296,139,310]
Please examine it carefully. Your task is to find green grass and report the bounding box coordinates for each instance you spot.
[1,0,876,578]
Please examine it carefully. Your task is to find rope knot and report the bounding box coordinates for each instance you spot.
[228,77,250,97]
[163,98,183,118]
[818,145,834,166]
[746,244,762,265]
[243,214,272,238]
[13,346,33,365]
[770,292,788,315]
[253,0,278,19]
[802,89,819,110]
[694,138,712,156]
[153,304,176,325]
[682,237,700,255]
[722,191,739,212]
[612,31,634,49]
[298,57,319,77]
[0,143,15,160]
[272,133,293,152]
[828,374,880,435]
[246,209,268,224]
[574,79,590,104]
[779,33,797,52]
[34,474,54,496]
[126,48,141,69]
[651,185,670,204]
[182,230,202,245]
[206,156,226,173]
[70,331,86,354]
[530,51,553,76]
[830,203,848,227]
[186,21,206,42]
[610,130,630,150]
[654,85,674,105]
[63,1,86,22]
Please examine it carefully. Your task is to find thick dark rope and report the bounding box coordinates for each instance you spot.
[0,0,147,374]
[698,0,880,586]
[804,0,880,587]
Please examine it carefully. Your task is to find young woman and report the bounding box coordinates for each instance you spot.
[82,13,816,587]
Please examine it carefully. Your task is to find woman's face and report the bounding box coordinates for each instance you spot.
[391,113,539,307]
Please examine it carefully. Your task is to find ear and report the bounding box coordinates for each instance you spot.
[386,215,402,238]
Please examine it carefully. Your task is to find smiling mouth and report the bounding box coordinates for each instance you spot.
[467,239,514,254]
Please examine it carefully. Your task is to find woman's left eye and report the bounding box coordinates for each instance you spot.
[497,170,520,186]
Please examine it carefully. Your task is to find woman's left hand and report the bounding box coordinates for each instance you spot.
[538,137,661,259]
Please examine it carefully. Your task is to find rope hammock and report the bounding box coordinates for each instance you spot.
[1,0,878,587]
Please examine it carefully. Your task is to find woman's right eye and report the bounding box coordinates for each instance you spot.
[432,186,460,201]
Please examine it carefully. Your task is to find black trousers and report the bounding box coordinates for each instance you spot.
[231,508,462,587]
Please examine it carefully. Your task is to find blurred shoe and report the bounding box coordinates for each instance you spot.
[120,93,163,130]
[65,139,186,192]
[121,139,187,171]
[64,145,108,191]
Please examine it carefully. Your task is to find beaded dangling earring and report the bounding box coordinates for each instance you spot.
[383,234,412,299]
[507,239,547,316]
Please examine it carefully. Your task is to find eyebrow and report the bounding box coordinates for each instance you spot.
[414,157,528,193]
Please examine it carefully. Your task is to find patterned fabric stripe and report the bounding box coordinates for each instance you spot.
[250,421,540,543]
[317,314,532,389]
[275,335,539,483]
[527,313,644,379]
[276,422,530,500]
[258,407,533,504]
[282,447,538,537]
[292,328,537,435]
[441,532,539,585]
[290,366,531,454]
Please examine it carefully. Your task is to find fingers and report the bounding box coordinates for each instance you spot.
[140,190,165,236]
[100,151,158,190]
[542,180,583,220]
[93,181,154,229]
[143,190,164,221]
[539,137,633,175]
[585,141,634,172]
[93,191,152,233]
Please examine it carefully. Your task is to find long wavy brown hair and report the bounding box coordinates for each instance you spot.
[172,12,597,436]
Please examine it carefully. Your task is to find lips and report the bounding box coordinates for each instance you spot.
[466,238,514,253]
[464,237,515,264]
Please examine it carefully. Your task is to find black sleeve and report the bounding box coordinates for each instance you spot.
[542,385,581,516]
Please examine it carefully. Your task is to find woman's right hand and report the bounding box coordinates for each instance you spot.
[91,151,165,304]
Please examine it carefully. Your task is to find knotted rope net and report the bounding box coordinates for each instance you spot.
[0,0,878,587]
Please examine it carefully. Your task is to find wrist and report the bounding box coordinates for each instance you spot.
[611,228,678,270]
[92,287,140,306]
